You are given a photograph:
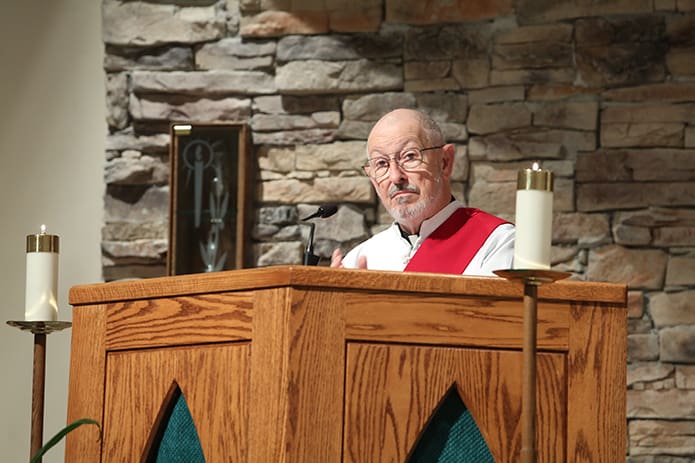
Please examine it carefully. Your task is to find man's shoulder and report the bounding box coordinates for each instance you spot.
[440,207,511,232]
[461,207,509,222]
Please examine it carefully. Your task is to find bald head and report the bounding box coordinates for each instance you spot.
[367,109,444,152]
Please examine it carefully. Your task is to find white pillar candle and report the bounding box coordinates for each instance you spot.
[513,163,553,270]
[25,225,60,321]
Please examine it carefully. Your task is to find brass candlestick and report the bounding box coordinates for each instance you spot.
[494,269,570,463]
[7,320,72,463]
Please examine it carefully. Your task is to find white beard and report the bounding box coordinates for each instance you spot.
[389,197,428,223]
[385,172,442,224]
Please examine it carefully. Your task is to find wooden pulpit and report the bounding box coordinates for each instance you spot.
[65,266,626,462]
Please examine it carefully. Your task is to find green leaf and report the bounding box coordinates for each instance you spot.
[30,418,101,463]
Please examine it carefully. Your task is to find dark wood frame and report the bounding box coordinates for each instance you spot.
[167,122,252,275]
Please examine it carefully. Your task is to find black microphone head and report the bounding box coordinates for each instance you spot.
[301,203,338,221]
[317,204,338,218]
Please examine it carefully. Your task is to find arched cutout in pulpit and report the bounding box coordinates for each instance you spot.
[143,381,205,463]
[408,384,494,463]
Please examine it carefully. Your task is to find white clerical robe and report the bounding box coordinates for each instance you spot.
[342,201,515,276]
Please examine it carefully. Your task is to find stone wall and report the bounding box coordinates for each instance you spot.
[102,0,695,459]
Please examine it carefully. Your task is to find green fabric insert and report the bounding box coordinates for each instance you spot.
[154,392,206,463]
[408,387,494,463]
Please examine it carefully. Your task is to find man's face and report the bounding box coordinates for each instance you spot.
[366,114,454,231]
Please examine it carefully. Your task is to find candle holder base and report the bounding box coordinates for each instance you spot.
[494,268,571,286]
[7,320,72,335]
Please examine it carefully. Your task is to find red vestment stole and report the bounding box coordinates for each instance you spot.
[404,208,508,275]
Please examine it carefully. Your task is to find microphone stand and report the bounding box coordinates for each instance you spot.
[303,223,320,266]
[301,204,338,266]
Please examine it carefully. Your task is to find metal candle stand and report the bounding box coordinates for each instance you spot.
[493,269,570,463]
[7,320,72,462]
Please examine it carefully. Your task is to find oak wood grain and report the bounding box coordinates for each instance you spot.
[248,287,291,463]
[567,301,627,462]
[105,292,253,351]
[69,266,626,306]
[344,343,566,463]
[101,343,249,462]
[65,304,106,462]
[248,288,346,462]
[286,288,346,461]
[345,292,569,350]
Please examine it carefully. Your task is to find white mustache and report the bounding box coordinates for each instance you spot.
[388,184,419,198]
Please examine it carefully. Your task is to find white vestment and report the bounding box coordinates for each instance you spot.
[342,201,515,276]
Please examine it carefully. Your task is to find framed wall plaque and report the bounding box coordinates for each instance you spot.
[167,123,252,275]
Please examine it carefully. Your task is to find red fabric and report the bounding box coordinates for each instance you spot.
[404,208,507,275]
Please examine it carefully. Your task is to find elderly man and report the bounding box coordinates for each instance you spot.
[331,108,514,276]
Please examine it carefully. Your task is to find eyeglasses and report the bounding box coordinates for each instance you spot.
[362,146,443,180]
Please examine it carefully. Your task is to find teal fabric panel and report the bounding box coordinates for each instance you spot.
[408,388,494,463]
[154,392,206,463]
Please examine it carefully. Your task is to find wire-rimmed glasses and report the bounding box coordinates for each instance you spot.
[362,145,443,181]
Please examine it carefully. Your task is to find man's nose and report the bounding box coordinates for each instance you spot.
[386,159,407,183]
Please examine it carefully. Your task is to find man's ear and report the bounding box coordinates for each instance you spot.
[441,144,455,178]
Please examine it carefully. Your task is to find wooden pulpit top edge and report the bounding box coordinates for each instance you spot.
[68,265,627,307]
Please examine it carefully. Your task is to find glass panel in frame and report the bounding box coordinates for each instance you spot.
[168,123,251,275]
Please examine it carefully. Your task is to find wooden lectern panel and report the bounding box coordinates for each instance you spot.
[65,266,626,462]
[344,344,566,463]
[105,292,254,351]
[567,301,627,462]
[103,343,249,461]
[247,287,346,462]
[344,291,570,350]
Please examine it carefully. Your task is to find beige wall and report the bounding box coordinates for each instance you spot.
[0,1,104,462]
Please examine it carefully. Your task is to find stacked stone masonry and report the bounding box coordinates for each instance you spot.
[102,0,695,459]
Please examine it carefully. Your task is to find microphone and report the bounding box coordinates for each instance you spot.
[301,204,338,266]
[301,203,338,221]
